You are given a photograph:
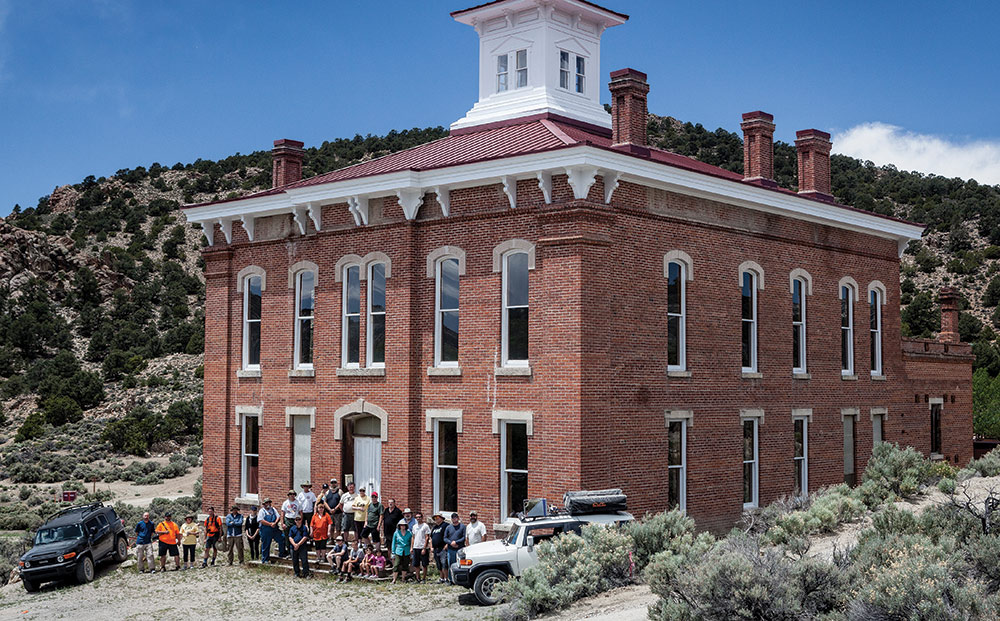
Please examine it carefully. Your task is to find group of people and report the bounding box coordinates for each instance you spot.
[132,478,490,584]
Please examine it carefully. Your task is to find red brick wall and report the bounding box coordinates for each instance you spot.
[201,173,973,532]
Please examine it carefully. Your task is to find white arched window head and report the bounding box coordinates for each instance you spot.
[839,277,859,376]
[288,262,317,371]
[789,269,812,375]
[427,247,466,368]
[868,281,887,376]
[739,261,764,373]
[663,251,692,371]
[237,266,266,372]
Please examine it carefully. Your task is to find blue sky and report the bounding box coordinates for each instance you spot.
[2,0,999,215]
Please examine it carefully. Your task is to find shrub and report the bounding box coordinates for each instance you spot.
[42,395,83,426]
[499,523,635,620]
[857,442,934,507]
[627,509,702,572]
[762,485,866,546]
[964,447,1000,478]
[15,412,46,442]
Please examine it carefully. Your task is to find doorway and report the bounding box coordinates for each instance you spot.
[342,415,381,495]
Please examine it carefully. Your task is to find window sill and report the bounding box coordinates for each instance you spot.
[495,366,532,377]
[741,372,763,379]
[236,369,261,378]
[930,452,945,461]
[288,368,315,378]
[233,495,259,505]
[667,370,692,378]
[793,372,811,380]
[871,374,887,381]
[336,367,386,377]
[841,374,858,381]
[427,366,462,376]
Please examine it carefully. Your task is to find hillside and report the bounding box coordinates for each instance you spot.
[2,115,1000,476]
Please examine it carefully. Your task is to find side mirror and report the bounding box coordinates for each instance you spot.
[526,535,534,550]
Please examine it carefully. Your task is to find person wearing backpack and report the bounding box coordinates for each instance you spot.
[202,506,224,567]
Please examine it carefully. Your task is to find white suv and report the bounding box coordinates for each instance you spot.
[452,511,633,605]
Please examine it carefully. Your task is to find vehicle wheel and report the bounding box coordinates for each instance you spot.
[21,578,39,593]
[113,536,128,562]
[473,569,508,606]
[75,556,95,584]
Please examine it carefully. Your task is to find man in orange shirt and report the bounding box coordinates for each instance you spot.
[310,503,333,559]
[155,512,181,572]
[202,506,224,568]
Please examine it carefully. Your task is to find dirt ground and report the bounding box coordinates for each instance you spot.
[104,465,203,507]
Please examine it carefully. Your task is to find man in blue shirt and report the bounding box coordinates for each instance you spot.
[134,512,156,574]
[225,505,245,565]
[443,513,467,585]
[288,515,312,578]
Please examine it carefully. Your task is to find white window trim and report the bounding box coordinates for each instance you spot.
[238,407,261,500]
[434,257,461,368]
[793,415,809,499]
[869,288,883,377]
[366,262,387,368]
[742,416,759,509]
[501,251,530,368]
[293,270,315,371]
[665,411,690,514]
[433,419,459,517]
[242,274,262,372]
[499,419,529,520]
[841,282,856,376]
[496,53,509,93]
[342,264,362,368]
[665,260,687,372]
[741,270,759,373]
[792,277,807,375]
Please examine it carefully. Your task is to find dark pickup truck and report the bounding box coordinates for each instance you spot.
[18,503,128,591]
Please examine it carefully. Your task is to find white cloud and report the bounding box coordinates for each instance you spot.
[834,122,1000,186]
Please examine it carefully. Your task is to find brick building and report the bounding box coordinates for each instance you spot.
[185,0,973,532]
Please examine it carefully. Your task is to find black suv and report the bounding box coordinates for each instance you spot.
[18,503,128,592]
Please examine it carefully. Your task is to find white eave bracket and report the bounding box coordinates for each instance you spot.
[307,202,322,232]
[348,196,369,226]
[501,175,517,209]
[217,218,233,244]
[603,170,621,204]
[240,215,255,241]
[536,171,553,204]
[433,186,450,217]
[396,188,423,221]
[292,206,309,235]
[565,165,599,200]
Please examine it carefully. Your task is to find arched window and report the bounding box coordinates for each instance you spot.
[293,270,315,369]
[739,266,762,373]
[840,281,856,376]
[436,258,461,367]
[242,274,262,371]
[665,260,687,371]
[869,287,883,376]
[502,251,530,366]
[367,262,387,367]
[342,264,361,367]
[792,277,807,374]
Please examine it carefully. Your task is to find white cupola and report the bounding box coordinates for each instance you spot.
[450,0,628,131]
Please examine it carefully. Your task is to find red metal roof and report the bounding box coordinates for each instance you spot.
[185,113,922,228]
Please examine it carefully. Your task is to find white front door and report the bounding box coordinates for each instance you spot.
[354,436,381,496]
[293,416,311,487]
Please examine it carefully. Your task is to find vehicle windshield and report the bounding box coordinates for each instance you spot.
[34,524,84,545]
[506,525,521,545]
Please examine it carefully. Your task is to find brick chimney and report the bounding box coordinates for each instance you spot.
[609,68,649,146]
[938,287,961,343]
[741,111,776,186]
[795,129,833,199]
[272,139,305,188]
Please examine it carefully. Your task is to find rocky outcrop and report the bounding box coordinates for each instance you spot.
[48,184,79,214]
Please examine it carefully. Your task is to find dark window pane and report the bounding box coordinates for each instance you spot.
[372,315,385,364]
[508,307,529,360]
[506,253,529,307]
[347,316,360,364]
[743,421,754,460]
[506,423,528,471]
[931,404,942,454]
[245,417,259,454]
[743,463,753,503]
[440,259,459,310]
[299,318,313,365]
[841,288,850,327]
[668,468,681,510]
[439,421,458,466]
[299,271,315,317]
[440,467,458,512]
[794,460,803,497]
[870,294,878,330]
[667,316,680,366]
[507,471,528,517]
[870,333,877,370]
[247,454,258,495]
[742,322,752,368]
[667,263,682,315]
[248,322,261,366]
[842,329,850,370]
[741,273,753,319]
[794,420,804,458]
[441,310,459,362]
[667,421,682,466]
[792,280,802,322]
[248,277,262,320]
[370,264,386,313]
[347,266,360,315]
[792,327,801,369]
